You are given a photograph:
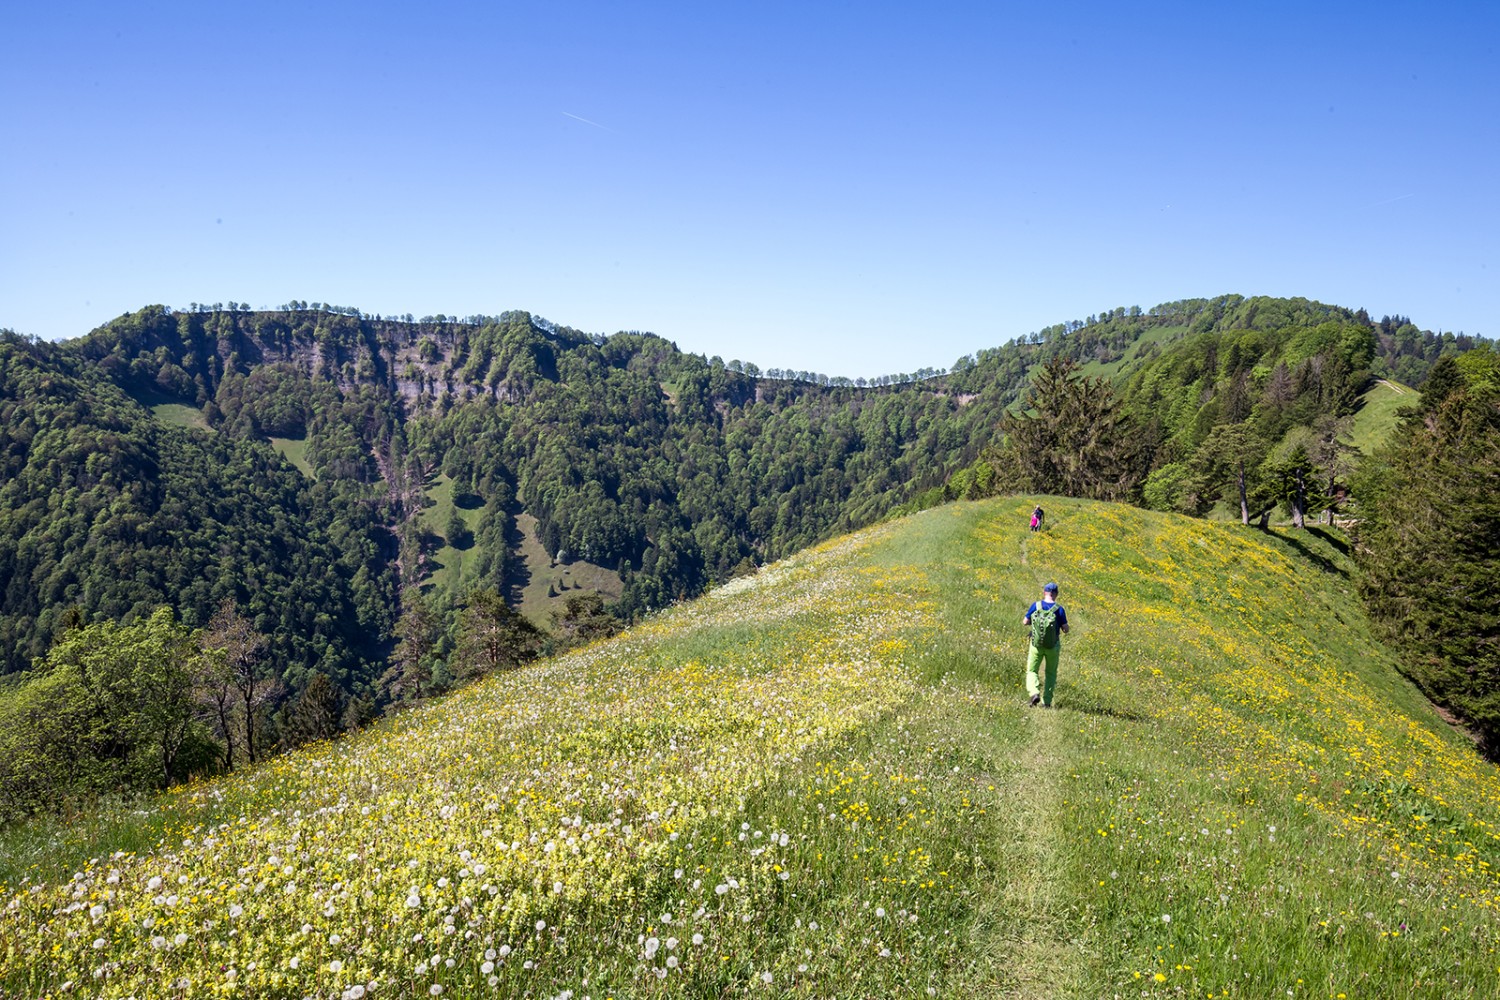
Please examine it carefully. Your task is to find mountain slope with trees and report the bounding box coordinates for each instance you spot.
[0,293,1491,809]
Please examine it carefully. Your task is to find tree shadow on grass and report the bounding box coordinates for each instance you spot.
[1260,527,1349,578]
[501,503,532,607]
[1305,525,1352,557]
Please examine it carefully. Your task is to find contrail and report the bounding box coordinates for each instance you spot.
[562,111,614,132]
[1368,193,1416,208]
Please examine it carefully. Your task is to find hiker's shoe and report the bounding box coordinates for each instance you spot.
[1029,694,1041,707]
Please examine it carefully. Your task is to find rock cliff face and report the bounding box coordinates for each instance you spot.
[76,306,576,415]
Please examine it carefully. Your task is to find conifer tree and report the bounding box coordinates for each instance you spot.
[1357,374,1500,755]
[380,593,439,702]
[456,589,544,677]
[1001,356,1139,500]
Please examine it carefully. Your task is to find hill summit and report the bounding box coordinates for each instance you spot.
[4,498,1497,997]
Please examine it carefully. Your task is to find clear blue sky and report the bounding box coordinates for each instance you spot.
[3,1,1495,378]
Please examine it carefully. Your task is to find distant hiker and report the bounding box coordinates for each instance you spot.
[1022,582,1069,708]
[1030,505,1044,532]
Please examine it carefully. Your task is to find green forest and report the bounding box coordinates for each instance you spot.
[0,293,1494,819]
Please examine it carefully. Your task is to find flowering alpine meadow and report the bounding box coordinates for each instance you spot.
[0,525,1004,998]
[974,499,1500,997]
[6,497,1500,998]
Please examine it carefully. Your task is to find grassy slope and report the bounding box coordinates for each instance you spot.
[417,473,480,594]
[268,435,315,479]
[416,481,620,616]
[127,385,210,432]
[1349,379,1417,457]
[1076,322,1193,382]
[5,499,1499,998]
[513,512,623,623]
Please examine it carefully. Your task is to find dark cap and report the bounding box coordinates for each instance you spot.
[1043,582,1058,593]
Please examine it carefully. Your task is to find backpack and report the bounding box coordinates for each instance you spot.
[1030,603,1061,650]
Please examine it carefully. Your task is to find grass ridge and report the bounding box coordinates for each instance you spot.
[4,497,1499,998]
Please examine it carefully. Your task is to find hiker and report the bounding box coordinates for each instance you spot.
[1030,505,1044,532]
[1022,582,1069,707]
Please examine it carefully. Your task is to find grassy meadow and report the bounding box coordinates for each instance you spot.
[268,436,315,480]
[512,513,623,624]
[416,474,483,595]
[1348,380,1416,458]
[3,498,1499,998]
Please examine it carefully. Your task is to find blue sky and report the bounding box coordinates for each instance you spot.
[3,1,1495,378]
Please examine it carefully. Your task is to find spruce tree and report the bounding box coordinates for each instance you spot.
[1357,378,1500,755]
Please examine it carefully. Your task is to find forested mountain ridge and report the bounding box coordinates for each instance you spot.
[8,295,1479,654]
[0,293,1490,803]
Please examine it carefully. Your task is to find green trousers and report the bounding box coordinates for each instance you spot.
[1026,643,1059,706]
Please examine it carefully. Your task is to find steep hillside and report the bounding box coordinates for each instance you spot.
[0,335,391,680]
[5,499,1497,997]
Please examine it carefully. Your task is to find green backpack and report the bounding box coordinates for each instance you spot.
[1030,603,1061,650]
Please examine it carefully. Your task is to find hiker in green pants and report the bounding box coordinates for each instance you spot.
[1023,582,1069,707]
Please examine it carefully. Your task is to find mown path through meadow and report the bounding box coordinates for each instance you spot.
[6,497,1500,998]
[920,498,1500,998]
[990,711,1091,998]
